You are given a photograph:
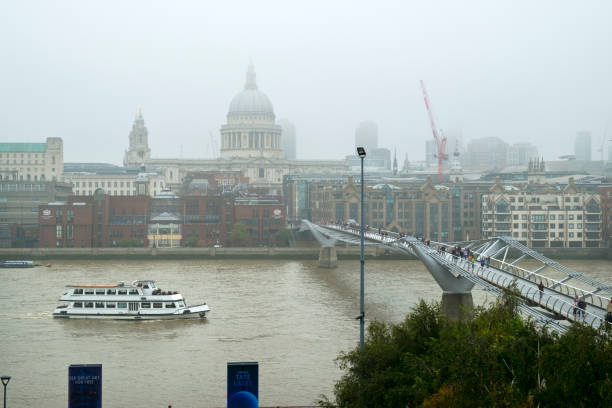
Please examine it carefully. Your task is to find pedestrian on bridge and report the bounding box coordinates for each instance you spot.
[573,295,578,319]
[578,297,586,320]
[538,281,544,301]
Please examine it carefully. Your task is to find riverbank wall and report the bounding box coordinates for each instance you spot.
[0,246,609,260]
[0,246,411,260]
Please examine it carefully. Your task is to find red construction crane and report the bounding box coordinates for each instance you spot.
[420,80,447,182]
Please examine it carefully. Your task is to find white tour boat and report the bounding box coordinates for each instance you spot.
[53,280,210,320]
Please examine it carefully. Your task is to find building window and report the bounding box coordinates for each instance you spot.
[56,225,62,239]
[259,168,265,178]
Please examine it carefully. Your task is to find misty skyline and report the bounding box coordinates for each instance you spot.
[1,0,611,165]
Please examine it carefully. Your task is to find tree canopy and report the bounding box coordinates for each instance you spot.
[319,292,611,407]
[230,222,248,247]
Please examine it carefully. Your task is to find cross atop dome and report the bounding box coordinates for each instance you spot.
[245,61,257,90]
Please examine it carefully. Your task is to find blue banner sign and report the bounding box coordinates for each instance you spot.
[227,362,258,408]
[68,364,102,408]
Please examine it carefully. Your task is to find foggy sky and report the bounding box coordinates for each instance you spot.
[1,0,611,165]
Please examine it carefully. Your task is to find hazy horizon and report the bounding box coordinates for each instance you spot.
[1,0,611,165]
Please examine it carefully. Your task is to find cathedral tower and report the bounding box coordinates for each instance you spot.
[123,109,151,167]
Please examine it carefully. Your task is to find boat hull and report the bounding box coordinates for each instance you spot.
[53,304,210,320]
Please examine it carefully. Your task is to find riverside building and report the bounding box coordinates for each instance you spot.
[0,137,63,182]
[481,177,602,248]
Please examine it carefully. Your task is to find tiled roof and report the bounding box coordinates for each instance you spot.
[0,143,46,153]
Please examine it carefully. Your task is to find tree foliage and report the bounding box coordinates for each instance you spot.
[118,238,142,247]
[319,293,612,408]
[230,222,248,247]
[275,227,293,247]
[185,236,199,247]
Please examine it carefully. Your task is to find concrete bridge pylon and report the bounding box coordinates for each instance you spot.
[318,246,338,268]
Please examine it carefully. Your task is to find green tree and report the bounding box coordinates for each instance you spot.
[118,238,141,247]
[319,292,611,408]
[230,222,248,247]
[185,236,199,247]
[275,227,293,247]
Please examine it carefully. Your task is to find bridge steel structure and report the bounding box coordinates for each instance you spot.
[302,220,611,334]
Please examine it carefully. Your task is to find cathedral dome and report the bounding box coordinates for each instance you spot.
[227,64,274,116]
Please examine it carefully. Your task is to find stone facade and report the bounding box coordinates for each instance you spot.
[289,175,488,241]
[481,177,602,248]
[135,64,348,195]
[0,137,63,182]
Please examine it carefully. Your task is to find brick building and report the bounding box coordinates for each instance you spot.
[598,185,612,246]
[39,181,286,248]
[233,197,285,246]
[285,175,487,241]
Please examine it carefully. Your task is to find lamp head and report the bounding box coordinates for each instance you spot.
[1,376,10,386]
[357,147,366,158]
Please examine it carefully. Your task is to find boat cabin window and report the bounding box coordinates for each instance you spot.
[84,289,94,295]
[73,302,83,308]
[73,289,83,295]
[141,302,151,308]
[153,302,163,308]
[143,284,150,289]
[129,289,138,295]
[118,289,127,295]
[117,302,127,308]
[95,302,104,308]
[84,302,94,308]
[165,303,176,308]
[95,289,105,295]
[106,289,116,295]
[178,302,185,308]
[106,303,115,308]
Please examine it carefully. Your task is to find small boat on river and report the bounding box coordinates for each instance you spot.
[0,260,37,268]
[53,280,210,320]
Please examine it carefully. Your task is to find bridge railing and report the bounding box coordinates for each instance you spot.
[476,251,610,310]
[320,222,610,330]
[474,262,606,328]
[428,238,611,310]
[425,245,608,330]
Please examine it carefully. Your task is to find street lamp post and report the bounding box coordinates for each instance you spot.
[1,376,10,408]
[357,147,366,351]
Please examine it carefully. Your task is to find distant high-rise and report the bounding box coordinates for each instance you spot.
[123,109,151,168]
[355,121,378,152]
[278,118,296,160]
[575,131,592,161]
[464,137,508,170]
[507,143,539,166]
[425,139,436,166]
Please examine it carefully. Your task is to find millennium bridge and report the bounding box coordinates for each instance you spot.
[302,220,612,334]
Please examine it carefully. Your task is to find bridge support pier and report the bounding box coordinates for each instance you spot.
[441,292,473,321]
[318,246,338,268]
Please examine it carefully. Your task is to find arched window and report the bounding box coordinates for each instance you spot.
[495,198,509,213]
[586,198,600,213]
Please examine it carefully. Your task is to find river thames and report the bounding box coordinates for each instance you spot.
[0,259,610,407]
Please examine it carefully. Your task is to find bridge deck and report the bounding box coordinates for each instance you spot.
[313,222,611,333]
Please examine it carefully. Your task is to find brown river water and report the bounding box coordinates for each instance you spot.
[0,259,610,407]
